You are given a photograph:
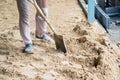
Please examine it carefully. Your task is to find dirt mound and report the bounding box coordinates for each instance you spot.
[66,21,120,80]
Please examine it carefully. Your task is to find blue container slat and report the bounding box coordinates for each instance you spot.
[88,0,95,23]
[95,5,110,30]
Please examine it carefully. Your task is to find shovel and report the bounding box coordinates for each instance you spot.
[28,0,67,54]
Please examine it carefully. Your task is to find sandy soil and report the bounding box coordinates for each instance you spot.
[0,0,120,80]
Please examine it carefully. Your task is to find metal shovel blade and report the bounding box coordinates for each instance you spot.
[54,33,67,54]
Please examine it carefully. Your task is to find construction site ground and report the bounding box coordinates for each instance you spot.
[0,0,120,80]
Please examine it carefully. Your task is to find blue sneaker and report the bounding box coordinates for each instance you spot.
[36,34,54,42]
[23,44,32,53]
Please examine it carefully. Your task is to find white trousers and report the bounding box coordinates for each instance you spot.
[17,0,48,45]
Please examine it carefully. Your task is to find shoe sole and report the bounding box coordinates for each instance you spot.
[23,50,33,54]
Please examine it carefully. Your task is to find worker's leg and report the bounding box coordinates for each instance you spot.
[17,0,32,53]
[35,0,53,41]
[17,0,32,44]
[36,0,48,37]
